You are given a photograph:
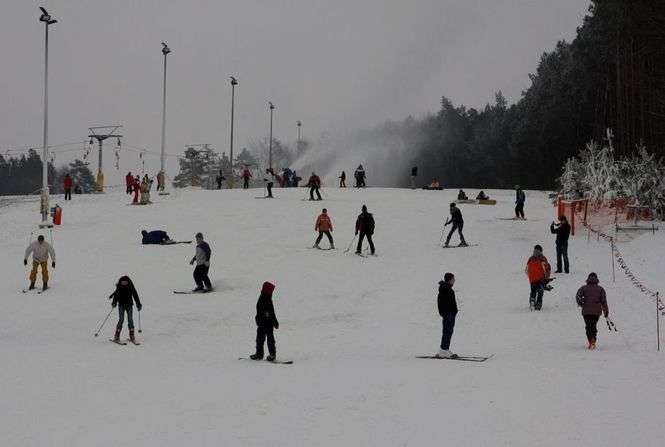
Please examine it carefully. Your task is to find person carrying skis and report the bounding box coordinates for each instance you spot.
[307,172,322,201]
[444,203,467,247]
[354,165,366,187]
[575,272,609,350]
[190,232,212,291]
[108,275,142,344]
[125,172,134,195]
[515,185,526,219]
[242,166,253,189]
[339,171,346,188]
[525,244,551,311]
[249,281,280,361]
[550,215,571,273]
[63,173,73,200]
[436,272,458,358]
[141,230,173,245]
[410,166,418,189]
[314,208,334,249]
[355,204,375,255]
[24,235,56,291]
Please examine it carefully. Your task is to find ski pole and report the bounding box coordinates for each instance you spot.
[138,309,142,333]
[94,308,114,337]
[344,235,357,253]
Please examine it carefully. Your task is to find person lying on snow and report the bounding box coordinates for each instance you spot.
[141,230,173,245]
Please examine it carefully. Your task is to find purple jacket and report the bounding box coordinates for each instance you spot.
[576,276,609,316]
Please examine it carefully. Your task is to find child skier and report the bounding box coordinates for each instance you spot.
[436,272,458,358]
[108,275,142,344]
[444,203,467,247]
[24,235,56,291]
[525,244,551,310]
[575,273,609,349]
[250,281,280,361]
[314,208,334,249]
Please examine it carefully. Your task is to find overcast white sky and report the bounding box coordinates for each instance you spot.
[1,0,588,182]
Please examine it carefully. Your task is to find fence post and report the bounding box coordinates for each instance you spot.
[610,238,616,283]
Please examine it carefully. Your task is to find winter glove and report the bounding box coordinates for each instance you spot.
[355,231,358,236]
[137,304,142,311]
[112,302,117,308]
[190,258,195,265]
[51,262,55,268]
[23,259,27,266]
[274,322,279,330]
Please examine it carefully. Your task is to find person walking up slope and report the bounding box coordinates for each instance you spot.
[314,208,334,249]
[444,203,467,247]
[550,215,571,273]
[190,232,212,292]
[436,272,458,358]
[250,281,280,361]
[24,235,56,291]
[355,205,375,255]
[108,276,142,345]
[525,244,551,311]
[576,273,609,349]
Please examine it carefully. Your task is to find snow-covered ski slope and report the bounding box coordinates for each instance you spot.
[1,187,663,447]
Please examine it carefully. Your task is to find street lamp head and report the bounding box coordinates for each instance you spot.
[269,102,275,110]
[161,42,171,55]
[297,120,302,127]
[39,7,57,24]
[230,76,238,85]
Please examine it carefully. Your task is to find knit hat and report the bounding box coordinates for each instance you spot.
[262,281,275,295]
[362,205,367,212]
[586,272,599,284]
[534,244,543,252]
[195,232,203,239]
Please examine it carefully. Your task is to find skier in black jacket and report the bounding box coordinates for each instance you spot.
[437,272,458,358]
[250,281,280,361]
[550,215,571,273]
[444,203,467,247]
[108,275,142,343]
[355,205,375,255]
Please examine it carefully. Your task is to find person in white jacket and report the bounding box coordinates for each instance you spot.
[24,235,56,290]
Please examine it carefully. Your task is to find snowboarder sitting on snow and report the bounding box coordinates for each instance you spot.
[24,235,56,291]
[307,172,322,200]
[550,215,571,273]
[141,230,173,245]
[437,272,458,358]
[476,191,489,200]
[575,272,609,350]
[444,203,467,247]
[355,204,375,255]
[190,232,212,292]
[108,275,142,344]
[525,244,551,311]
[457,189,468,200]
[250,281,280,361]
[314,208,334,249]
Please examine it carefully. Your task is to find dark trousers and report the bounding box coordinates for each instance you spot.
[515,203,525,218]
[530,282,544,309]
[243,178,249,189]
[256,324,276,356]
[217,180,222,190]
[193,265,212,289]
[310,186,321,200]
[316,231,333,246]
[116,305,135,330]
[340,179,346,187]
[445,222,466,245]
[356,232,375,254]
[267,182,274,198]
[583,314,600,342]
[64,189,72,200]
[440,313,457,350]
[556,243,569,273]
[126,185,133,194]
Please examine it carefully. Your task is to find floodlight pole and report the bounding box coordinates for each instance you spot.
[268,102,275,170]
[229,76,237,188]
[160,42,170,178]
[39,7,57,227]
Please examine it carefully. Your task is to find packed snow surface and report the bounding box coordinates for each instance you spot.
[1,187,663,446]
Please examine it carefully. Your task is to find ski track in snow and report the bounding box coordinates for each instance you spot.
[0,188,663,447]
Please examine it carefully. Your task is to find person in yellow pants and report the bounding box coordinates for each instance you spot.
[24,235,56,291]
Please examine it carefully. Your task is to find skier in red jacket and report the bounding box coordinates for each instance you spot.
[242,167,253,189]
[63,174,73,200]
[125,172,134,195]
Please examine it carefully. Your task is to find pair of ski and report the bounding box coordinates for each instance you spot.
[110,339,141,346]
[173,289,215,295]
[238,357,293,365]
[416,354,493,362]
[22,288,48,294]
[441,243,478,249]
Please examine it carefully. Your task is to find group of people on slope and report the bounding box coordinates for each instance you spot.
[338,165,367,188]
[310,205,376,255]
[125,172,156,205]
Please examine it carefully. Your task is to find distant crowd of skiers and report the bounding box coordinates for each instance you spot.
[124,171,163,205]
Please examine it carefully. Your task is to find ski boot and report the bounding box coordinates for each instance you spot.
[42,281,48,291]
[193,285,205,292]
[249,353,263,360]
[266,354,276,362]
[330,243,335,250]
[588,338,597,350]
[313,243,320,249]
[129,329,136,343]
[113,328,121,343]
[28,282,35,290]
[458,241,468,247]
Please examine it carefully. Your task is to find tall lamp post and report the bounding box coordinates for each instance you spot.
[38,7,57,227]
[159,42,171,195]
[297,120,302,143]
[229,76,238,188]
[268,102,275,170]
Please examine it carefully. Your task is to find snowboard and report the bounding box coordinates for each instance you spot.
[416,354,493,362]
[110,339,128,346]
[173,289,214,294]
[442,244,479,249]
[238,357,293,365]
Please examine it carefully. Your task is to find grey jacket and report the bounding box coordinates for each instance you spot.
[192,241,211,266]
[24,241,56,263]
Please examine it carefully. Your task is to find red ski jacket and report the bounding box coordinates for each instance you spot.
[63,176,73,189]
